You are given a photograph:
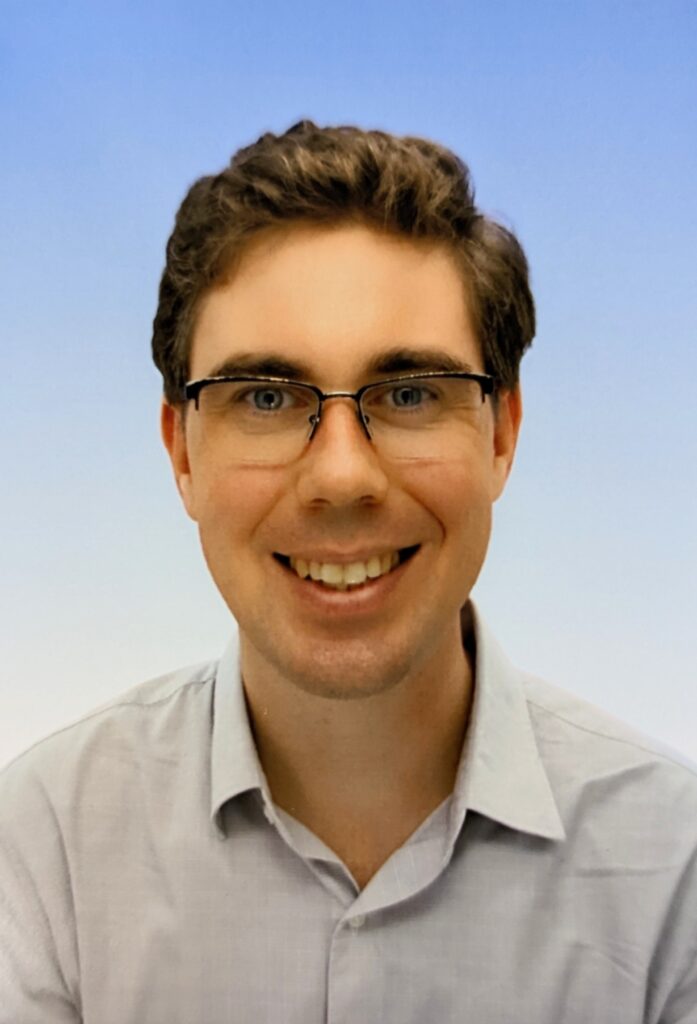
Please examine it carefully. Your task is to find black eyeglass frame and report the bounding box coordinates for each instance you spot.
[183,371,497,443]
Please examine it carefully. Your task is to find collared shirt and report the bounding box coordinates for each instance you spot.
[1,604,696,1023]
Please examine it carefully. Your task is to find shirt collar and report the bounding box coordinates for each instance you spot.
[210,636,270,836]
[210,602,566,843]
[454,602,566,841]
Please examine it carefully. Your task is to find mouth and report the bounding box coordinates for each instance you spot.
[273,545,421,592]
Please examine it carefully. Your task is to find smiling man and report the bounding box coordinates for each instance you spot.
[161,220,520,885]
[2,122,696,1023]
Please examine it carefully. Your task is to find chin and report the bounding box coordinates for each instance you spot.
[247,626,418,702]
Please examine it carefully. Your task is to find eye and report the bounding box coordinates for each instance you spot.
[361,378,447,424]
[233,382,316,418]
[389,384,430,408]
[244,386,290,412]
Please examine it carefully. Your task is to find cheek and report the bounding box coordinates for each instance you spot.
[400,454,493,528]
[400,456,494,592]
[195,463,285,553]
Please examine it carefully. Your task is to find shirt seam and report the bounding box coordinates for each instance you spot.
[525,696,697,781]
[1,674,217,774]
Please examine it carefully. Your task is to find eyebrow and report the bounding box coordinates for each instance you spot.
[369,348,476,375]
[200,347,476,381]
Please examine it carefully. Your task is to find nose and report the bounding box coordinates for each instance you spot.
[295,398,390,508]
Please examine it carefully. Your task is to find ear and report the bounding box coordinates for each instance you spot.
[160,400,199,521]
[491,386,523,501]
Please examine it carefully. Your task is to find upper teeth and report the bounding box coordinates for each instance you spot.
[289,551,400,587]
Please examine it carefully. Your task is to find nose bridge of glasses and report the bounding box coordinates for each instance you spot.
[311,390,372,442]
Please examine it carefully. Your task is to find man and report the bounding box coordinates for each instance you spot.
[1,121,695,1022]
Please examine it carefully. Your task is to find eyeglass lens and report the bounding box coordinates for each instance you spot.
[195,377,486,463]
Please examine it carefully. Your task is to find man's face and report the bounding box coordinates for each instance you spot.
[162,224,521,700]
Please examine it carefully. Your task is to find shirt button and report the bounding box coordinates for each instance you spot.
[349,914,366,929]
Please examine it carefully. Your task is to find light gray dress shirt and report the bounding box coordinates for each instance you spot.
[1,604,696,1023]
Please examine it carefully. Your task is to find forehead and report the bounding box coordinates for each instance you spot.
[190,223,480,384]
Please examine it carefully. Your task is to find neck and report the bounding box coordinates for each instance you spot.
[240,611,475,829]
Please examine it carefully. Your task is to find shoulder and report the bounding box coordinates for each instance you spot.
[523,671,697,774]
[522,672,697,846]
[0,659,219,812]
[520,675,697,1015]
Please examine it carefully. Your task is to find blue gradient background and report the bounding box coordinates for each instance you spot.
[2,1,696,765]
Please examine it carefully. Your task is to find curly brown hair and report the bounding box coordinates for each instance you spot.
[152,120,535,404]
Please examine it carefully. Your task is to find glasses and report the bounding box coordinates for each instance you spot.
[183,371,496,464]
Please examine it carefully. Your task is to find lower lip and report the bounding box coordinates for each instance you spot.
[272,550,419,618]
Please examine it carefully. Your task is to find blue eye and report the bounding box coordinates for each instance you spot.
[391,385,427,408]
[248,387,287,411]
